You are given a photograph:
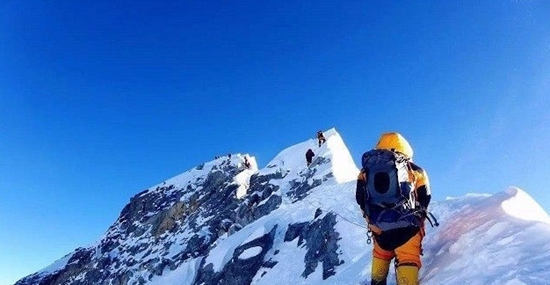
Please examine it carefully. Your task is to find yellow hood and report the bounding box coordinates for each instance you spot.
[375,132,414,159]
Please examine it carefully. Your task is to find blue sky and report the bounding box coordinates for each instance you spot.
[1,1,550,284]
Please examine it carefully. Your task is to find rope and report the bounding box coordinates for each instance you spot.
[303,198,368,230]
[332,209,369,229]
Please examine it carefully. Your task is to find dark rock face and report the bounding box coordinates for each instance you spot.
[287,157,332,202]
[15,159,301,285]
[284,212,342,280]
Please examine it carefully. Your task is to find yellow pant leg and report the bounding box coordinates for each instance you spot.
[396,265,419,285]
[371,256,391,284]
[371,241,394,284]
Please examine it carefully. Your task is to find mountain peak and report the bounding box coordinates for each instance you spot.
[262,128,357,184]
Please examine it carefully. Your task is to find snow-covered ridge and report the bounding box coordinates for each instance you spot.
[14,128,550,285]
[147,153,258,194]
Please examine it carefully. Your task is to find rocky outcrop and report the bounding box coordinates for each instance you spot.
[284,211,342,280]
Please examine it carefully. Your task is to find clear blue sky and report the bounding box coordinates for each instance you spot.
[1,1,549,284]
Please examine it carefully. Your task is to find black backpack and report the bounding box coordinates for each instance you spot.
[361,149,420,231]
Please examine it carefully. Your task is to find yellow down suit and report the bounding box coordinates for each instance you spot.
[355,132,431,285]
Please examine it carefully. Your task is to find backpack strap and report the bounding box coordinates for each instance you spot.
[405,161,418,201]
[406,162,416,185]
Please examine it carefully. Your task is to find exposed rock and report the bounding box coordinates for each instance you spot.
[284,213,342,280]
[150,201,186,237]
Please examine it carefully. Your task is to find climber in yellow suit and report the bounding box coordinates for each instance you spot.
[356,132,431,285]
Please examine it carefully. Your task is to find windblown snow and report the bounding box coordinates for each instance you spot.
[17,128,550,285]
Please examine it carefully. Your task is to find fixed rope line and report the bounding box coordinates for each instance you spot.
[332,209,369,229]
[304,197,368,230]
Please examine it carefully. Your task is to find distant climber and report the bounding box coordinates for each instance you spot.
[355,132,431,285]
[305,149,315,167]
[316,130,326,147]
[243,156,251,169]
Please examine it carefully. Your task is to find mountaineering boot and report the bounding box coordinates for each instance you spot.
[371,279,387,285]
[396,265,419,285]
[371,257,390,285]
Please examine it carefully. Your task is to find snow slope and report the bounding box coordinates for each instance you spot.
[15,128,550,285]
